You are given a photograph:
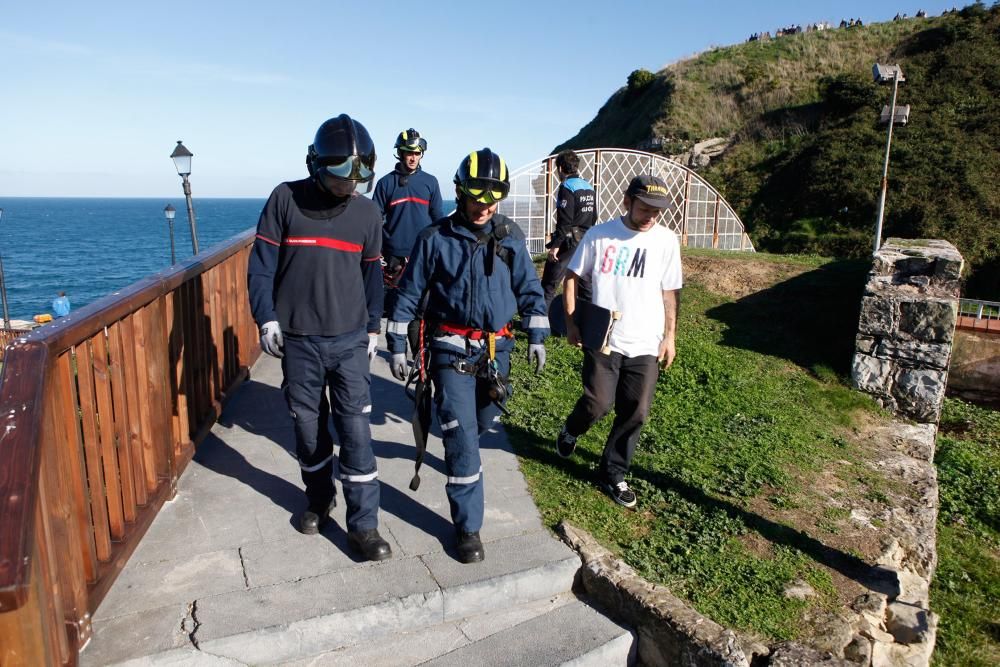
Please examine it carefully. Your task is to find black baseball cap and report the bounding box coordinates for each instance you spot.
[625,175,671,208]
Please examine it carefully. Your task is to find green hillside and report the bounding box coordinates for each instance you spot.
[555,4,1000,297]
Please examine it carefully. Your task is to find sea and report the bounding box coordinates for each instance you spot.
[0,197,456,322]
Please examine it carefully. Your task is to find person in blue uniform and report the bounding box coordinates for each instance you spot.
[386,148,549,563]
[52,291,71,317]
[372,128,443,348]
[540,150,597,311]
[247,114,391,562]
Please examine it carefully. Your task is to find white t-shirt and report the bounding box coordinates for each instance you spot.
[567,217,683,357]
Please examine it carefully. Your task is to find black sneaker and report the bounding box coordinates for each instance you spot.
[601,480,638,509]
[347,529,392,561]
[556,427,578,458]
[456,531,485,563]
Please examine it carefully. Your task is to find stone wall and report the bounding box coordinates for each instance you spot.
[851,239,964,424]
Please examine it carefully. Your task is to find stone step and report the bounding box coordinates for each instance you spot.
[287,595,636,667]
[98,531,581,666]
[418,598,637,667]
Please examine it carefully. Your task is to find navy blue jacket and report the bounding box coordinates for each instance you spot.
[248,178,383,336]
[372,165,444,258]
[547,176,596,251]
[386,212,549,354]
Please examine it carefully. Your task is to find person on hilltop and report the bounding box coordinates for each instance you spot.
[385,148,549,563]
[555,175,683,510]
[52,291,71,318]
[247,114,391,562]
[540,149,597,314]
[373,128,443,352]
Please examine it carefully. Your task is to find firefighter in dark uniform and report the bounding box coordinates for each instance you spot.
[540,149,597,310]
[247,114,391,562]
[373,129,443,353]
[385,148,549,563]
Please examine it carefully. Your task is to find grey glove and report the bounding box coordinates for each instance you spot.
[528,343,546,374]
[390,353,408,381]
[367,334,378,362]
[260,320,284,358]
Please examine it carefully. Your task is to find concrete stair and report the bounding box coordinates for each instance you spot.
[95,533,634,666]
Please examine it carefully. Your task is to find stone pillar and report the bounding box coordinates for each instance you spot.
[851,239,963,424]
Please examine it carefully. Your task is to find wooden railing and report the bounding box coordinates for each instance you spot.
[0,328,32,362]
[0,230,260,665]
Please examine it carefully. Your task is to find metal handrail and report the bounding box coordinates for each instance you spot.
[959,298,1000,320]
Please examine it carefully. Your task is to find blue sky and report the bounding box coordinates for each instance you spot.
[1,1,961,197]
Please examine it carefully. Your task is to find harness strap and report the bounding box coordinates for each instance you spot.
[436,322,513,340]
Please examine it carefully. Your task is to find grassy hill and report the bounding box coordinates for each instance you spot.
[555,4,1000,298]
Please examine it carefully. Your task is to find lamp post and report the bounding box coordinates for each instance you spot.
[0,208,10,330]
[163,204,177,264]
[871,63,909,253]
[170,140,199,255]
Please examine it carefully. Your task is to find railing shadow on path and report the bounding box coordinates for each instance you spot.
[507,426,898,595]
[704,259,870,377]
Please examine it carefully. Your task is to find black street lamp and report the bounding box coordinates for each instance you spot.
[170,140,200,255]
[0,208,10,330]
[872,63,909,253]
[163,204,177,264]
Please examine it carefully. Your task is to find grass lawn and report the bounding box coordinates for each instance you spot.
[505,251,999,660]
[932,398,1000,666]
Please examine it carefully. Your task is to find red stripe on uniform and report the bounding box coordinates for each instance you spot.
[256,234,280,246]
[389,196,430,207]
[285,236,363,253]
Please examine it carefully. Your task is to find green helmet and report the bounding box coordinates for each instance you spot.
[454,148,510,204]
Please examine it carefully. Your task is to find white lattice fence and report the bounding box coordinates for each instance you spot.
[502,148,753,254]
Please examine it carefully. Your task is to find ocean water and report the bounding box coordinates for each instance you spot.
[0,196,456,321]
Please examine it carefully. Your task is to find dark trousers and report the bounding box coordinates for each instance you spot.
[541,247,575,311]
[430,347,510,533]
[565,349,659,483]
[281,329,379,533]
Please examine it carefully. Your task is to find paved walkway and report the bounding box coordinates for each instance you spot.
[80,339,634,665]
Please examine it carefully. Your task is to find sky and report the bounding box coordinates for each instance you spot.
[0,0,964,198]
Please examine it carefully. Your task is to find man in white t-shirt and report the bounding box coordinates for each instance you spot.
[556,174,683,509]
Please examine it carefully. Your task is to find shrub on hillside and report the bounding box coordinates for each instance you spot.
[627,68,655,92]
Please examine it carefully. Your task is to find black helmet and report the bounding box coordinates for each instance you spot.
[394,128,427,155]
[306,114,377,194]
[454,148,510,204]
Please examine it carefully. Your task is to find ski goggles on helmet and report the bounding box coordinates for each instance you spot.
[459,178,509,204]
[317,154,375,182]
[398,137,427,153]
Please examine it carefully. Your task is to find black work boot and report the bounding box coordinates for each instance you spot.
[299,498,336,535]
[456,531,485,563]
[347,529,392,561]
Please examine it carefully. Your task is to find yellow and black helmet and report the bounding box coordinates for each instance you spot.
[454,148,510,204]
[394,128,427,155]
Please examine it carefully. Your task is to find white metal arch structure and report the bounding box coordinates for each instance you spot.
[498,148,754,255]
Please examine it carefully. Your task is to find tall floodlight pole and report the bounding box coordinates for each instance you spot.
[163,204,177,264]
[0,208,10,329]
[170,140,199,255]
[872,63,909,253]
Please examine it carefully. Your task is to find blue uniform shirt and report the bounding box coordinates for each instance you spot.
[372,165,444,258]
[386,212,549,354]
